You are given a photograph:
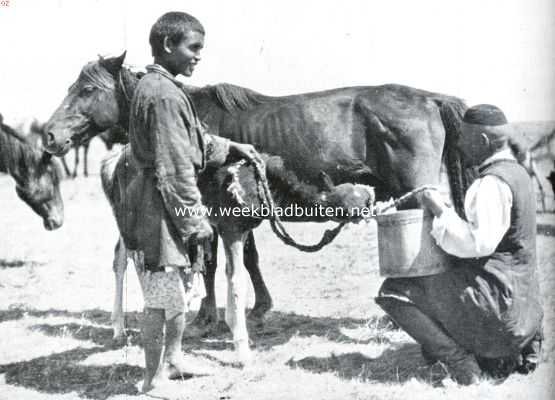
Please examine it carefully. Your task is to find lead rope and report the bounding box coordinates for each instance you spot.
[226,159,347,252]
[228,159,439,252]
[228,159,438,253]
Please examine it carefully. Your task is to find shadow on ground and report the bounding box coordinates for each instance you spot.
[0,306,397,398]
[0,307,140,327]
[250,310,394,349]
[0,258,45,269]
[288,342,448,384]
[0,346,142,399]
[180,308,395,355]
[537,223,555,236]
[0,308,143,399]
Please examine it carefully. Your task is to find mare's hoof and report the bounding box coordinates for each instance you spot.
[247,302,272,321]
[185,320,229,338]
[110,332,128,348]
[191,306,218,328]
[184,323,213,338]
[234,339,252,368]
[214,320,231,335]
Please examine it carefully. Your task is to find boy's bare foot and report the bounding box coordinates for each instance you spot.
[138,379,185,400]
[166,355,215,378]
[140,375,169,393]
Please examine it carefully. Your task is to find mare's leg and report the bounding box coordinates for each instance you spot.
[112,236,127,340]
[72,146,79,178]
[83,143,89,177]
[221,227,251,366]
[192,231,219,330]
[244,231,273,323]
[61,156,71,177]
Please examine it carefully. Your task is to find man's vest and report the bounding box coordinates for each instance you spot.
[475,159,542,346]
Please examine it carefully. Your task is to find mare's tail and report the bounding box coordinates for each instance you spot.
[436,98,476,218]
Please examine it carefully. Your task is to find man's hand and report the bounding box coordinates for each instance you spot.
[229,142,262,163]
[421,189,447,217]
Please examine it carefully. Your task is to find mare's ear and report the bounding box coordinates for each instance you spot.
[30,119,45,134]
[320,171,335,191]
[99,51,127,75]
[0,113,3,125]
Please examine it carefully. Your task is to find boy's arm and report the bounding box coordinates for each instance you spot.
[203,129,261,168]
[204,133,231,167]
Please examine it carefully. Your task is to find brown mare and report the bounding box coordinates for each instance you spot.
[44,53,470,363]
[0,114,64,230]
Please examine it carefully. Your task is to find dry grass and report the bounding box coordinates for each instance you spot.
[0,147,554,399]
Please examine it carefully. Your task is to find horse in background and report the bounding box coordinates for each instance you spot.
[64,126,128,177]
[509,143,547,212]
[44,54,471,350]
[0,113,64,230]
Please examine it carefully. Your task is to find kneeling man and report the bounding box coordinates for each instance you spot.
[376,104,543,385]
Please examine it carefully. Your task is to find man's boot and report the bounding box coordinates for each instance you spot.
[376,296,483,385]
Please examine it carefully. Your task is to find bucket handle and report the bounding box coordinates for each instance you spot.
[373,185,439,216]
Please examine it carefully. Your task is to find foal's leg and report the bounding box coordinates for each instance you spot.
[221,228,251,366]
[112,236,128,340]
[112,237,144,340]
[244,231,273,323]
[191,231,219,331]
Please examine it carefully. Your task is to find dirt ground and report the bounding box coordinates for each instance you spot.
[1,146,554,400]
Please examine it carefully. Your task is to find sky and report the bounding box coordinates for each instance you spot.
[0,0,553,124]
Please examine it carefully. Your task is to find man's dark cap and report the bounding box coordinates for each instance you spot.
[463,104,508,126]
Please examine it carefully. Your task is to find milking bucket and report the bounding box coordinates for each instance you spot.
[376,209,450,277]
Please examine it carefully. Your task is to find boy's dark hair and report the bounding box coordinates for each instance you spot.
[149,12,205,57]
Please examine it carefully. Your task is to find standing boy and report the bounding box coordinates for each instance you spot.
[129,11,260,393]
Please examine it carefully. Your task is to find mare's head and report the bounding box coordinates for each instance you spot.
[0,119,64,230]
[44,52,128,156]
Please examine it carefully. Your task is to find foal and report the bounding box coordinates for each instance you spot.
[101,143,373,364]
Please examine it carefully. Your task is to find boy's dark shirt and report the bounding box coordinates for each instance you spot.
[127,64,229,268]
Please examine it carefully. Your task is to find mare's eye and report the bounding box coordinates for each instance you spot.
[81,86,96,95]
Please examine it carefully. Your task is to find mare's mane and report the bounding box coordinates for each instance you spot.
[104,62,270,114]
[78,61,116,90]
[203,83,272,112]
